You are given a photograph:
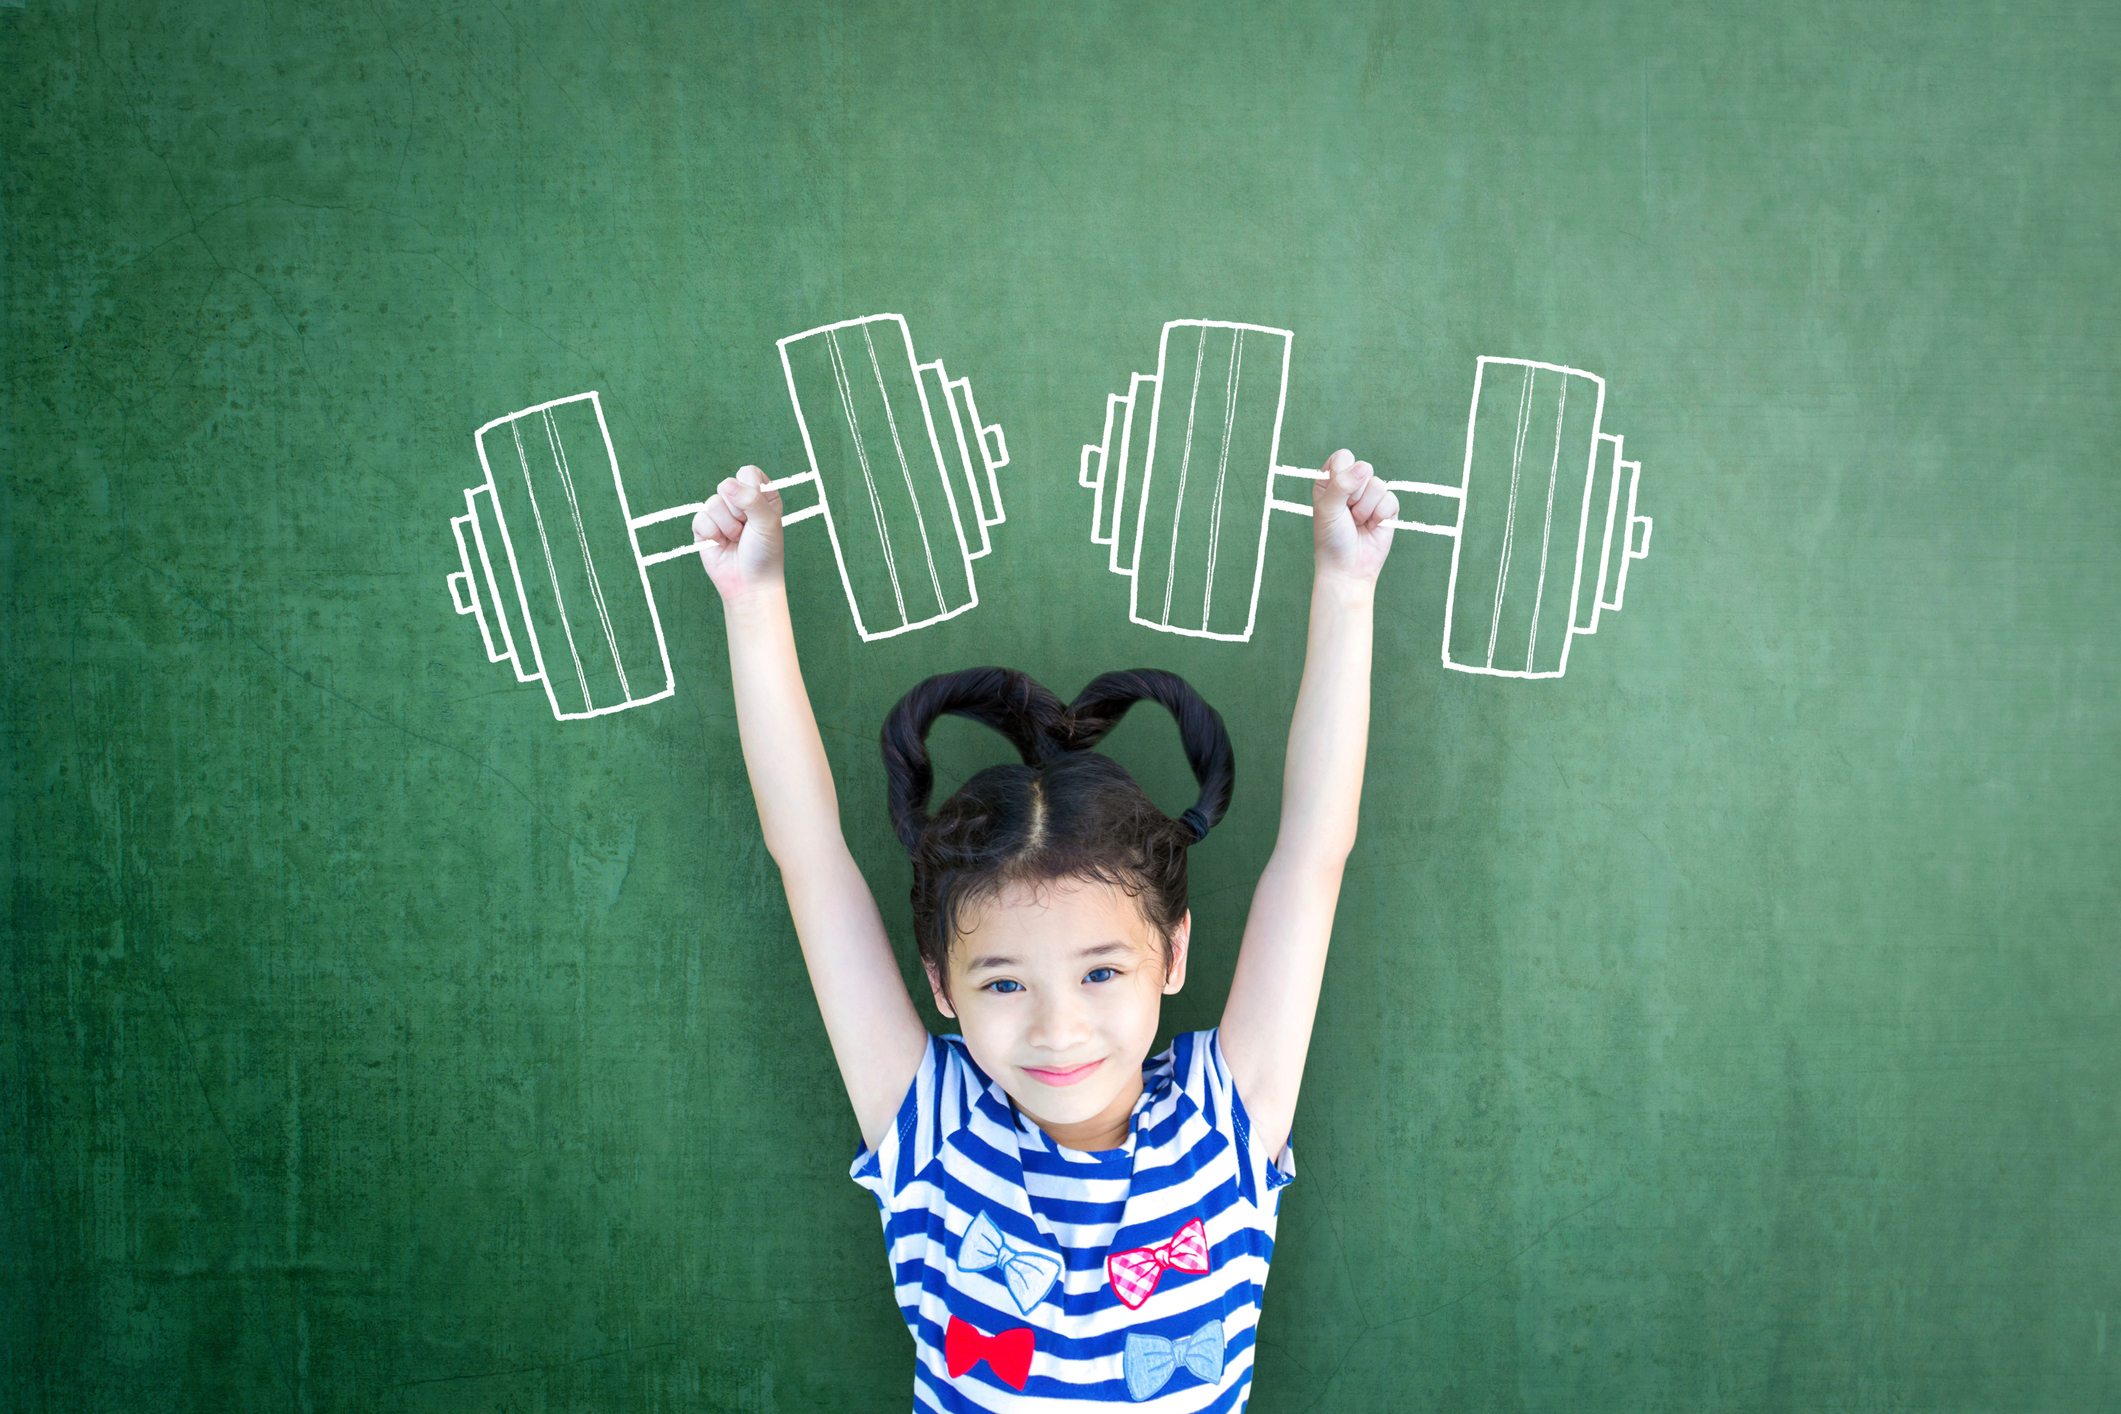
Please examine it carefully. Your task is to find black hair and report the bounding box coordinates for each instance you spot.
[880,667,1235,997]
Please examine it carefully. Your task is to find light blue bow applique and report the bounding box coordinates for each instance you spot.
[955,1210,1064,1314]
[1123,1320,1225,1401]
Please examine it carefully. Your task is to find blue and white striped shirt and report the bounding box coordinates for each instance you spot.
[851,1028,1296,1410]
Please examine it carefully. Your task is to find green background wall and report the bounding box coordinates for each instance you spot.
[6,1,2115,1408]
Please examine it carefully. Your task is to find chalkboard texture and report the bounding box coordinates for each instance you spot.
[5,1,2116,1409]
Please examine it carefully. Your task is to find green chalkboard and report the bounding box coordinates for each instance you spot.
[6,1,2116,1409]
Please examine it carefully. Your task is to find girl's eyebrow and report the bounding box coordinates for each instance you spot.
[964,941,1134,971]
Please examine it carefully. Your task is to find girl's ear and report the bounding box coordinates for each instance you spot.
[925,960,957,1019]
[1161,911,1192,995]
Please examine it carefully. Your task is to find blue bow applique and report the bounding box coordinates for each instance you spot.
[1123,1320,1224,1401]
[955,1210,1064,1314]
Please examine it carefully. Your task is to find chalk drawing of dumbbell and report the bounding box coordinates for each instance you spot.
[1078,320,1652,678]
[446,313,1009,720]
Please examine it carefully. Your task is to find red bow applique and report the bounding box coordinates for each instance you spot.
[1106,1216,1211,1309]
[944,1316,1034,1390]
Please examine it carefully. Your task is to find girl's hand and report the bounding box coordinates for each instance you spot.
[694,465,785,601]
[1311,448,1398,585]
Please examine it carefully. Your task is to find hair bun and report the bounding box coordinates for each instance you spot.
[880,668,1068,852]
[1064,670,1234,843]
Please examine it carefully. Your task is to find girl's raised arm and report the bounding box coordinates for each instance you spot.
[696,467,930,1149]
[1218,450,1397,1159]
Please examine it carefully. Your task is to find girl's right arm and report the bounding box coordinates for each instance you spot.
[696,466,930,1149]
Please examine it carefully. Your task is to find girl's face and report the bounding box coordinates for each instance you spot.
[929,878,1189,1152]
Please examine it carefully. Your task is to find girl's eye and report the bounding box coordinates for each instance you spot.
[1084,967,1117,984]
[985,979,1024,994]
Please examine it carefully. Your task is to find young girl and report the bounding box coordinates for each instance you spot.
[694,450,1398,1410]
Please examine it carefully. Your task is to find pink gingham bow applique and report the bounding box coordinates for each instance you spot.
[1105,1217,1210,1309]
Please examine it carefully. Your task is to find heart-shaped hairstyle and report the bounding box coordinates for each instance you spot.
[880,667,1235,994]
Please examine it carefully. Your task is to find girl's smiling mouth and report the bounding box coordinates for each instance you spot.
[1021,1059,1104,1087]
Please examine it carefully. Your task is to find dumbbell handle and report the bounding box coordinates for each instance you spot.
[625,472,828,568]
[1267,465,1464,536]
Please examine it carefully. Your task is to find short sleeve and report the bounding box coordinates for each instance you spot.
[1193,1028,1297,1209]
[848,1032,979,1211]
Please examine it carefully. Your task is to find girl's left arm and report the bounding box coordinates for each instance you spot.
[1219,449,1397,1159]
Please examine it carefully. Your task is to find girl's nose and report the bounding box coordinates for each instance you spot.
[1026,990,1092,1052]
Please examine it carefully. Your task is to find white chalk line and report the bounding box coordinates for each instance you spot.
[862,320,948,619]
[1487,365,1535,670]
[510,417,594,712]
[774,315,1005,641]
[542,405,634,702]
[1200,327,1244,633]
[824,326,909,628]
[1161,324,1211,628]
[1522,373,1569,675]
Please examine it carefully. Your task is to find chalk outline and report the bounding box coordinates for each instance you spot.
[449,391,675,722]
[768,313,1010,641]
[1077,336,1651,676]
[448,317,1011,721]
[1441,357,1652,680]
[1079,319,1464,643]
